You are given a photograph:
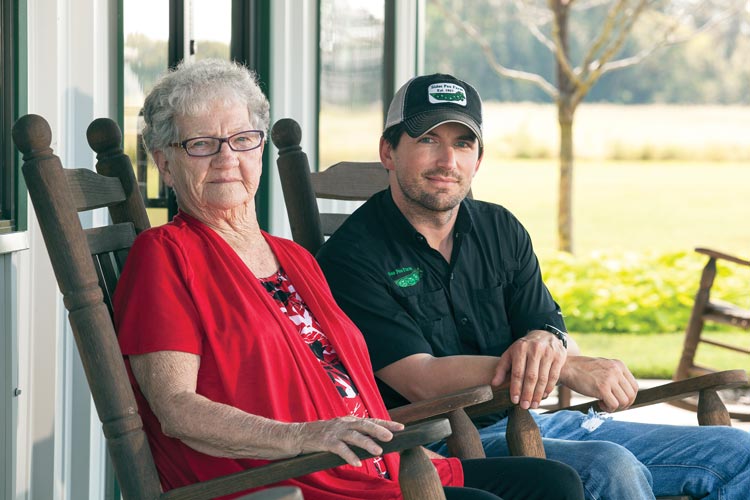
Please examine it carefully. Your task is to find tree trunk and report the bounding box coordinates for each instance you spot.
[552,0,574,254]
[557,104,574,253]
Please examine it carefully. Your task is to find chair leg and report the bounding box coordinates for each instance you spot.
[446,409,486,459]
[697,389,732,426]
[557,385,572,407]
[398,447,446,500]
[506,407,545,458]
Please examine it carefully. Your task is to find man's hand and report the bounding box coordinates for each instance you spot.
[559,356,639,412]
[491,330,567,410]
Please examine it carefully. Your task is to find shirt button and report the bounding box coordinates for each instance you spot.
[460,317,469,325]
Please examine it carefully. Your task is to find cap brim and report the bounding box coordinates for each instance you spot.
[403,110,483,147]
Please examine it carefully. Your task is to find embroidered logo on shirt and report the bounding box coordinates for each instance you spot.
[388,267,422,288]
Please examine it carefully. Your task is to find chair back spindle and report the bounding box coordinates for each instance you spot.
[14,114,162,499]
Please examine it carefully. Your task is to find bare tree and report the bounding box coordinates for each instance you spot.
[432,0,743,253]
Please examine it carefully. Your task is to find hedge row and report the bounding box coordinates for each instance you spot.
[539,250,750,334]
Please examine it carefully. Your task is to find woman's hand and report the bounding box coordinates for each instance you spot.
[292,417,404,467]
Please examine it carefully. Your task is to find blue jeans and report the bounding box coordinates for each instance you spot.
[429,410,750,500]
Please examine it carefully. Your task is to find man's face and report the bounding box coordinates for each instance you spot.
[380,122,482,215]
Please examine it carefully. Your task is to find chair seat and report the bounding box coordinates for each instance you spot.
[704,299,750,329]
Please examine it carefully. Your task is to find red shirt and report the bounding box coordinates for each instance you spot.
[114,212,463,499]
[260,268,389,478]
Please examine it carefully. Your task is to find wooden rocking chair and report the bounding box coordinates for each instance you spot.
[673,247,750,420]
[13,113,504,500]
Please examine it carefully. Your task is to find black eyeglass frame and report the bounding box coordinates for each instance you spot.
[169,130,265,157]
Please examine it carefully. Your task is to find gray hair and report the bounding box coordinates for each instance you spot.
[141,58,270,155]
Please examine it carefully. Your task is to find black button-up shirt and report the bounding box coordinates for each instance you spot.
[317,189,565,426]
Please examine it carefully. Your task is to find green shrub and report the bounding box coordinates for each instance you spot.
[540,250,750,334]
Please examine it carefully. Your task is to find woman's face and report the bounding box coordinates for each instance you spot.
[153,101,264,220]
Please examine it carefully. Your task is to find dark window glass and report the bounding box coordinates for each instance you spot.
[1,1,17,234]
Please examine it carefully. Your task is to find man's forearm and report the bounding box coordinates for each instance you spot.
[376,353,500,402]
[565,334,581,356]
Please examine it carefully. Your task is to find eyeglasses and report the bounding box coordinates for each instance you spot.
[169,130,265,157]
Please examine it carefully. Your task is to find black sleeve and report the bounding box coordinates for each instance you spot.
[504,213,567,336]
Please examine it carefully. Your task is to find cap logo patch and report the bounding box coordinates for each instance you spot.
[428,83,467,106]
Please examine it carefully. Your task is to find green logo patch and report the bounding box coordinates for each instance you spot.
[427,82,467,106]
[388,266,423,288]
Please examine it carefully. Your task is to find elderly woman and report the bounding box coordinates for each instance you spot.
[113,58,583,500]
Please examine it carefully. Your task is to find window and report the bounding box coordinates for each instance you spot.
[123,0,171,225]
[123,0,260,226]
[0,0,23,234]
[318,0,386,169]
[193,0,231,62]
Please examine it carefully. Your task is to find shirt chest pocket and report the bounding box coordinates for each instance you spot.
[472,284,514,355]
[396,288,462,356]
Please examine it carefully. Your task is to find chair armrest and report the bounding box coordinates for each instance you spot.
[388,385,493,424]
[397,384,544,459]
[162,419,452,500]
[696,248,750,267]
[388,385,494,461]
[236,487,303,500]
[546,369,748,415]
[462,383,516,419]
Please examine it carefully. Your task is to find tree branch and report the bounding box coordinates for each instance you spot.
[598,1,742,74]
[431,0,559,98]
[580,0,630,77]
[571,0,650,107]
[512,0,556,52]
[547,0,584,87]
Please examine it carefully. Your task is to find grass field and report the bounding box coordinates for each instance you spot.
[575,332,749,379]
[480,102,750,162]
[472,160,750,256]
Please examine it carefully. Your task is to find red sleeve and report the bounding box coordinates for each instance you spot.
[114,229,203,356]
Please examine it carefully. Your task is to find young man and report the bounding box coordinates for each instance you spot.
[317,73,750,500]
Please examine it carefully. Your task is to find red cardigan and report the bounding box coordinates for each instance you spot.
[114,212,463,499]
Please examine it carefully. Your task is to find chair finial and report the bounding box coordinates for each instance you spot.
[271,118,302,149]
[87,118,123,155]
[12,114,52,157]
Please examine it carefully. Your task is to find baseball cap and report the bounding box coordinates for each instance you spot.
[384,73,483,147]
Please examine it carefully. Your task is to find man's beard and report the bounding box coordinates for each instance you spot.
[396,170,468,212]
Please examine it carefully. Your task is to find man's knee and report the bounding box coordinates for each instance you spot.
[579,441,652,485]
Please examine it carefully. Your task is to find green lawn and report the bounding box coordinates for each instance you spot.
[574,332,749,379]
[471,160,750,257]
